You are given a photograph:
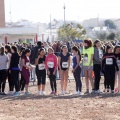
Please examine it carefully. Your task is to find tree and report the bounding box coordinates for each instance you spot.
[107,33,116,40]
[94,31,107,40]
[104,19,116,29]
[58,23,86,41]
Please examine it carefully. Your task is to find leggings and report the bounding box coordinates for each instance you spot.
[20,73,26,91]
[104,67,115,90]
[73,66,82,92]
[8,69,12,91]
[36,69,46,85]
[0,70,7,93]
[49,68,57,92]
[11,70,20,92]
[93,64,101,91]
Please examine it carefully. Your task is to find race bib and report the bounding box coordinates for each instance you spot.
[38,64,45,70]
[83,57,88,63]
[26,62,30,66]
[117,60,120,66]
[62,62,68,68]
[47,62,54,68]
[106,58,113,65]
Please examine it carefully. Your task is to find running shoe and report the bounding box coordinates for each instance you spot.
[115,88,118,93]
[50,91,55,95]
[41,91,45,95]
[111,90,114,93]
[13,92,20,96]
[1,92,6,95]
[25,92,30,95]
[91,90,95,94]
[38,91,41,95]
[59,91,64,96]
[95,90,101,94]
[64,91,70,94]
[84,90,89,95]
[73,91,79,95]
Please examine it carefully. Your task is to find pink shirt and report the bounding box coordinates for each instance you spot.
[45,54,58,71]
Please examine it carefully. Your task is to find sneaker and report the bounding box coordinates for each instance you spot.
[91,90,95,94]
[111,90,114,93]
[73,91,79,95]
[59,91,64,96]
[78,91,81,95]
[50,91,55,95]
[84,90,89,95]
[1,92,6,95]
[38,91,41,95]
[8,91,14,95]
[13,92,20,96]
[103,89,106,92]
[115,88,118,93]
[21,91,25,94]
[64,91,70,94]
[95,90,101,94]
[41,91,45,95]
[25,92,30,95]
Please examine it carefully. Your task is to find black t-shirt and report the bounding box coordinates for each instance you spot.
[36,55,46,71]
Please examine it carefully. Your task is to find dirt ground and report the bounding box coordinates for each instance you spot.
[0,76,120,120]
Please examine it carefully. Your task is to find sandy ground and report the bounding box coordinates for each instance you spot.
[0,76,120,120]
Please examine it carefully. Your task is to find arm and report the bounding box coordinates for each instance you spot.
[68,56,70,69]
[58,56,61,70]
[93,48,101,63]
[89,54,94,67]
[73,55,80,72]
[54,56,58,73]
[35,55,40,66]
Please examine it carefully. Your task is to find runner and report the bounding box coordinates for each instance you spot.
[102,45,119,93]
[0,47,8,95]
[21,49,33,95]
[72,46,82,95]
[83,39,95,94]
[10,46,20,96]
[58,45,70,95]
[93,40,103,94]
[35,48,46,95]
[5,45,12,94]
[45,47,57,95]
[114,46,120,93]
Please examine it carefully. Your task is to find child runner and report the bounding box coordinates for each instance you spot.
[72,46,82,95]
[102,46,119,93]
[21,49,32,95]
[35,48,46,95]
[58,45,70,95]
[45,47,57,95]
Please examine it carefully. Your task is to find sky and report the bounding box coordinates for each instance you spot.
[5,0,120,23]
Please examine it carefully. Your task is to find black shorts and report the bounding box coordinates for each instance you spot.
[0,69,7,81]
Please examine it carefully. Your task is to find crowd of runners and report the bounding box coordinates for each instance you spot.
[0,39,120,96]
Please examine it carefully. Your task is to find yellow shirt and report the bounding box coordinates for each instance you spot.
[83,47,94,66]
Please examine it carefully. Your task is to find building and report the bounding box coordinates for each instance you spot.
[0,0,5,27]
[0,27,38,44]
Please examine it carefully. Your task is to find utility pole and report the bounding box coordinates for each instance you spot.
[63,4,66,28]
[50,14,52,35]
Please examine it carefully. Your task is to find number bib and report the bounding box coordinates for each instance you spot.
[106,58,113,65]
[62,62,68,68]
[26,62,30,66]
[117,60,120,66]
[83,57,88,63]
[47,62,54,68]
[38,64,45,70]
